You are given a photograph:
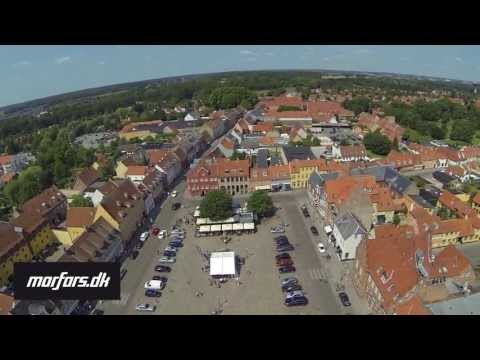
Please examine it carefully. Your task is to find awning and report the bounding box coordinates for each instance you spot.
[194,210,201,217]
[196,218,207,225]
[232,223,244,231]
[209,252,236,276]
[210,225,222,232]
[244,223,255,230]
[199,225,211,233]
[255,185,271,190]
[221,224,233,231]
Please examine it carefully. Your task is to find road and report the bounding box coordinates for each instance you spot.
[99,181,187,315]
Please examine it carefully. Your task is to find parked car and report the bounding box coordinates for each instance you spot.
[159,256,176,263]
[151,227,160,236]
[165,246,178,253]
[301,206,310,218]
[284,296,308,307]
[274,235,288,242]
[270,226,285,234]
[318,243,326,253]
[282,283,302,293]
[310,226,319,236]
[339,292,351,307]
[168,242,183,249]
[275,253,291,261]
[140,232,149,242]
[281,277,298,287]
[276,244,294,252]
[278,265,296,274]
[152,275,168,282]
[91,309,104,315]
[154,265,171,272]
[276,258,294,267]
[171,190,178,198]
[285,290,305,299]
[145,289,161,297]
[275,239,290,246]
[130,250,139,260]
[120,268,128,279]
[158,230,167,239]
[135,304,156,312]
[135,242,143,250]
[163,250,176,258]
[172,202,181,211]
[170,233,184,239]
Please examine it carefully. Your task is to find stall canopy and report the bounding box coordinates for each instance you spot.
[244,223,255,230]
[196,218,207,225]
[221,224,233,231]
[232,223,243,231]
[209,252,236,276]
[210,225,222,232]
[199,225,211,233]
[194,210,201,218]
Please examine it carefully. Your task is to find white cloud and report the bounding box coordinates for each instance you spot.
[455,57,463,63]
[55,56,71,64]
[12,60,31,68]
[98,60,106,65]
[240,50,255,56]
[265,52,275,57]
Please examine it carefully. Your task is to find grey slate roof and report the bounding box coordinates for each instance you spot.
[433,171,457,185]
[270,154,282,165]
[309,170,340,188]
[282,145,315,162]
[334,212,367,241]
[410,194,435,209]
[352,165,413,195]
[256,149,269,168]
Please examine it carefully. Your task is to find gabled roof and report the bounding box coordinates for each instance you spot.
[66,207,95,228]
[0,221,24,258]
[126,165,148,177]
[76,167,100,187]
[19,185,66,218]
[394,295,432,315]
[334,212,367,240]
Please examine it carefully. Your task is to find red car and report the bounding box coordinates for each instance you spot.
[276,258,294,267]
[151,227,160,236]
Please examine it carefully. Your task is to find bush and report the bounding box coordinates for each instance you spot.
[199,190,233,221]
[363,130,392,156]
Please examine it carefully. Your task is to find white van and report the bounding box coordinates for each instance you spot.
[145,280,164,290]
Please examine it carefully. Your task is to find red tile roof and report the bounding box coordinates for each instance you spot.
[0,155,13,166]
[383,150,420,169]
[0,172,16,184]
[146,149,170,166]
[340,144,367,158]
[394,295,432,315]
[0,293,14,315]
[433,245,472,278]
[66,207,95,228]
[126,166,148,177]
[215,159,250,178]
[19,185,66,219]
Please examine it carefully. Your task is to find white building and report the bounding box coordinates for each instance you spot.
[332,212,368,261]
[209,252,236,277]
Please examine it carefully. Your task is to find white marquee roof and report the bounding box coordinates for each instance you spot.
[209,252,236,276]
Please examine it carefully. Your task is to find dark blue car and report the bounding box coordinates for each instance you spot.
[284,296,308,307]
[145,289,161,297]
[276,244,294,252]
[163,250,176,257]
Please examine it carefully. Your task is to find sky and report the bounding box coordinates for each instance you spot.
[1,45,480,107]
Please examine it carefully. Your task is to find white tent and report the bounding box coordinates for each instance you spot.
[221,224,233,231]
[209,252,236,276]
[244,223,255,230]
[232,223,244,231]
[199,225,211,233]
[194,210,201,218]
[210,225,222,232]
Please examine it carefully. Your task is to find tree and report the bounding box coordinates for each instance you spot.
[343,97,373,115]
[363,130,392,156]
[247,190,274,217]
[450,120,476,143]
[429,124,445,140]
[393,214,401,226]
[99,160,115,181]
[70,194,94,207]
[199,190,232,221]
[230,150,246,160]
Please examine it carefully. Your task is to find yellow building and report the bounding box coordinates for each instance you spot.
[12,213,55,257]
[289,159,328,189]
[115,160,129,179]
[455,193,470,203]
[0,222,33,286]
[430,219,472,249]
[472,193,480,214]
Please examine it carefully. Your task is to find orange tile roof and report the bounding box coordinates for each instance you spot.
[221,137,235,150]
[367,232,419,310]
[289,159,327,173]
[19,185,66,219]
[268,164,290,180]
[324,175,377,206]
[340,144,367,158]
[445,166,466,178]
[0,172,16,184]
[432,245,472,278]
[126,165,148,176]
[473,192,480,205]
[66,207,95,228]
[384,150,420,168]
[370,187,402,212]
[119,120,163,134]
[253,123,273,133]
[261,96,305,109]
[146,149,170,166]
[0,293,14,315]
[434,219,474,237]
[215,159,250,178]
[0,155,13,166]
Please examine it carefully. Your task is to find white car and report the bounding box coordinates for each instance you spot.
[171,190,178,198]
[135,303,156,312]
[318,243,326,253]
[158,230,167,239]
[139,232,149,242]
[165,246,177,253]
[159,256,176,263]
[145,280,163,290]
